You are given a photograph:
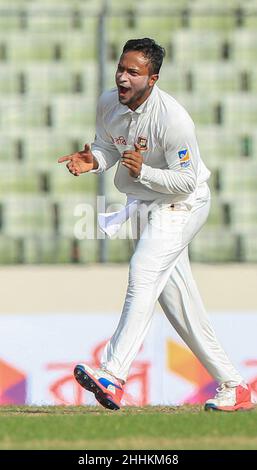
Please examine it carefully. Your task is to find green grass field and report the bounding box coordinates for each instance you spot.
[0,405,256,450]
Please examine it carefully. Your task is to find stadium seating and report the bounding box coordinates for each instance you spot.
[189,63,242,93]
[175,93,223,125]
[24,129,96,163]
[51,167,97,196]
[220,162,257,196]
[0,65,25,94]
[4,33,58,62]
[172,31,232,63]
[0,0,257,263]
[25,4,78,32]
[108,237,133,262]
[24,236,98,264]
[1,97,51,128]
[0,11,24,32]
[55,195,96,237]
[229,194,257,234]
[196,126,249,164]
[22,65,81,95]
[52,96,96,129]
[0,134,24,161]
[158,65,194,93]
[24,236,71,264]
[232,30,257,64]
[190,12,236,31]
[0,235,21,264]
[244,233,257,262]
[223,94,257,127]
[204,195,226,227]
[252,131,257,160]
[0,163,40,194]
[190,227,240,262]
[2,195,54,237]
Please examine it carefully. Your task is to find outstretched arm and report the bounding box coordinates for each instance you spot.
[58,144,99,176]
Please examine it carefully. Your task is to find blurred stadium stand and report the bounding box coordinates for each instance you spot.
[0,0,256,263]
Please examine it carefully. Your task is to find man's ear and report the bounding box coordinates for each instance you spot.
[149,74,159,87]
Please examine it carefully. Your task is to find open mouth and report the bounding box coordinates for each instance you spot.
[118,85,130,96]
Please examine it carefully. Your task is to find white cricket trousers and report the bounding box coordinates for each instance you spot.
[101,183,243,385]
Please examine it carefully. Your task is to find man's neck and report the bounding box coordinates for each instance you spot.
[128,87,154,111]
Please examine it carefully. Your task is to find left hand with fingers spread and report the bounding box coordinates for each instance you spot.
[121,143,143,178]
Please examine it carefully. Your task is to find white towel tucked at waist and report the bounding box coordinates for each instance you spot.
[98,197,138,237]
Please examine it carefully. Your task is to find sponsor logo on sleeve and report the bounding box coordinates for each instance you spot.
[178,149,191,168]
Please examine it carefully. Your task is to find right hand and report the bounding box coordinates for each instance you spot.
[58,144,94,176]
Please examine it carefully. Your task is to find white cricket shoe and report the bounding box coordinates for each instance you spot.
[205,383,254,411]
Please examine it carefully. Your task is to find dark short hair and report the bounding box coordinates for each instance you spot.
[122,38,166,74]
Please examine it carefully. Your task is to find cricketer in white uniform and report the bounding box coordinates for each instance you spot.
[58,38,253,412]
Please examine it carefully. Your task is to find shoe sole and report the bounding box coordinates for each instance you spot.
[205,402,255,412]
[74,365,120,411]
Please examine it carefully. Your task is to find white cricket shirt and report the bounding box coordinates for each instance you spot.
[91,85,210,206]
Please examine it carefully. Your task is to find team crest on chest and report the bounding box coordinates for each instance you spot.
[137,136,148,151]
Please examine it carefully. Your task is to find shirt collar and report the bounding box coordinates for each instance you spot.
[116,85,158,116]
